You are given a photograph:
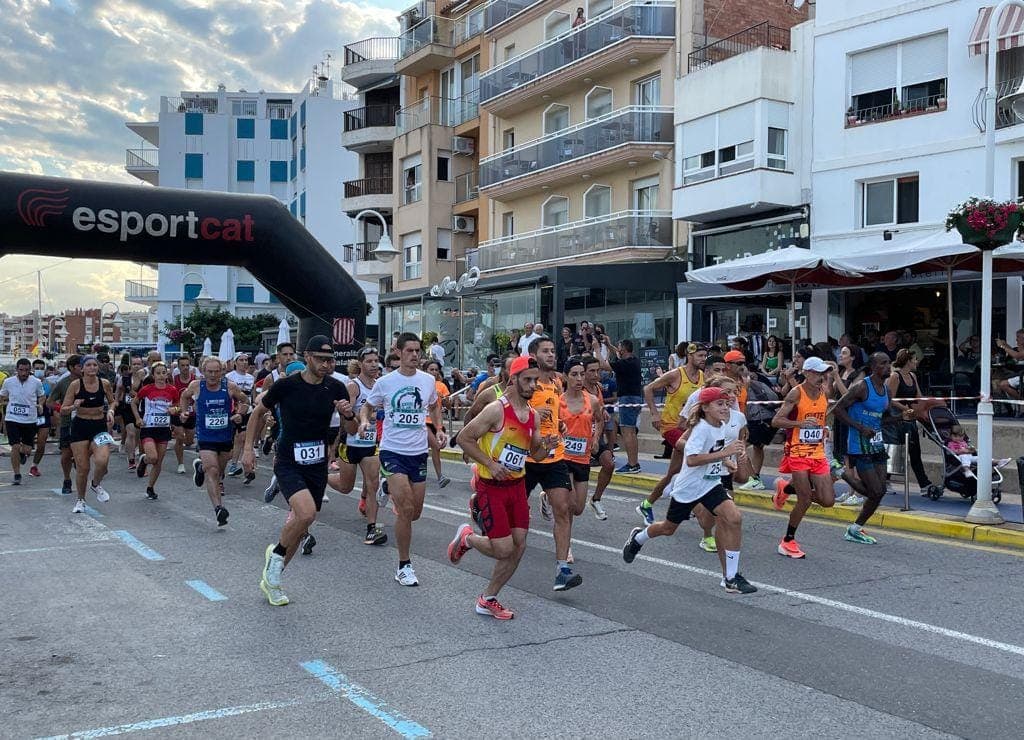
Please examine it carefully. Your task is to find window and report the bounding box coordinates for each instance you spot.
[437,228,452,260]
[436,150,452,182]
[682,150,716,184]
[403,232,423,280]
[290,112,297,139]
[542,195,569,227]
[718,140,754,175]
[584,184,611,218]
[544,12,569,40]
[236,118,255,139]
[270,119,288,139]
[503,128,515,150]
[184,112,203,136]
[632,175,659,210]
[544,103,569,134]
[849,34,947,119]
[183,284,202,301]
[236,285,255,303]
[767,128,787,170]
[231,99,257,116]
[588,0,612,16]
[300,147,306,171]
[402,154,422,204]
[504,43,516,61]
[184,153,203,180]
[269,160,288,182]
[585,87,613,119]
[1018,160,1024,201]
[862,175,919,227]
[300,101,307,127]
[502,211,514,236]
[236,160,255,182]
[300,192,306,218]
[634,75,661,107]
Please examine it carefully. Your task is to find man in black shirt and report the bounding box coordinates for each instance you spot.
[594,336,642,473]
[242,335,357,606]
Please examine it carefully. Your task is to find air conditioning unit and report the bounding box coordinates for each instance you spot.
[452,136,475,156]
[453,215,476,234]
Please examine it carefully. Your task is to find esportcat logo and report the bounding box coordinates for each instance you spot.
[17,188,69,226]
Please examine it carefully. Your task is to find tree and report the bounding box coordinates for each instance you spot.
[163,307,289,351]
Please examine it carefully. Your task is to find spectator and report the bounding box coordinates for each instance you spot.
[879,331,901,361]
[518,321,541,356]
[428,335,445,367]
[777,346,808,398]
[508,329,522,354]
[572,6,586,27]
[592,323,610,361]
[558,326,574,370]
[886,349,935,493]
[759,335,783,385]
[730,336,753,365]
[904,330,924,363]
[668,341,687,371]
[958,335,981,361]
[599,367,618,451]
[594,335,642,474]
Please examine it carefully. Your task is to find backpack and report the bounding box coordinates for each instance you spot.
[745,379,778,423]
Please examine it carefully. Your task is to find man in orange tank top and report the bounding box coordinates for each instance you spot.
[770,356,837,559]
[448,356,559,620]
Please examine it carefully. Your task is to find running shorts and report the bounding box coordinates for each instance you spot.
[275,457,328,510]
[475,476,529,539]
[140,427,172,444]
[666,485,733,524]
[6,421,36,447]
[565,460,591,483]
[379,450,428,484]
[524,460,571,496]
[778,456,830,476]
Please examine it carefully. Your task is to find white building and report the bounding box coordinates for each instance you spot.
[118,310,158,345]
[124,70,371,352]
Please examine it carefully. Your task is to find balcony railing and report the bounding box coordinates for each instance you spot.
[455,171,479,203]
[126,149,158,168]
[343,105,399,132]
[451,89,479,126]
[483,0,539,32]
[849,93,947,128]
[974,76,1022,132]
[344,37,400,64]
[343,242,375,262]
[479,106,672,188]
[163,96,218,114]
[399,16,454,58]
[343,177,393,198]
[474,210,672,271]
[687,21,790,73]
[479,0,674,103]
[396,96,478,134]
[124,279,158,299]
[454,7,484,45]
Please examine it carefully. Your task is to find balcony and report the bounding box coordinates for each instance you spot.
[687,21,790,73]
[483,0,542,34]
[848,93,947,129]
[124,279,159,306]
[342,37,400,89]
[674,166,801,222]
[479,106,671,199]
[973,75,1021,132]
[126,120,159,147]
[342,177,393,216]
[162,96,218,114]
[472,210,672,272]
[455,171,479,204]
[343,242,393,279]
[395,96,478,135]
[341,105,399,152]
[397,16,454,76]
[479,0,674,116]
[125,148,159,185]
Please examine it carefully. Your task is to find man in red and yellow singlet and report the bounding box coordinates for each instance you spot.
[447,356,559,620]
[770,356,837,559]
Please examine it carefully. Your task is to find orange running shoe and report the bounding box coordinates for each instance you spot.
[475,595,514,620]
[773,478,790,510]
[448,524,473,564]
[777,538,806,559]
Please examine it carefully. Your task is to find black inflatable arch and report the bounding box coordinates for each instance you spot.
[0,172,365,349]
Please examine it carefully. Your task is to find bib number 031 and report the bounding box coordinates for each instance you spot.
[294,441,325,465]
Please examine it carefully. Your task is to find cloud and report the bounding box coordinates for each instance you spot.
[0,0,401,317]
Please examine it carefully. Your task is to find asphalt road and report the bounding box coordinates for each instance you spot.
[2,447,1024,739]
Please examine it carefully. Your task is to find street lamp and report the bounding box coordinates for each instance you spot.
[179,270,214,331]
[968,0,1024,525]
[99,301,125,346]
[353,209,398,263]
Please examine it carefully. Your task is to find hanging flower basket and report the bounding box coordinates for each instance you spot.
[946,197,1024,250]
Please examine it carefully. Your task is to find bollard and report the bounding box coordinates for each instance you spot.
[902,430,911,512]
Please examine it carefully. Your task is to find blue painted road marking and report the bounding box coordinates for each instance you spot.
[185,580,227,601]
[300,660,432,738]
[51,489,103,518]
[111,531,164,561]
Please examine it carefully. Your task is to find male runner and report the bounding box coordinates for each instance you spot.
[171,355,198,474]
[448,355,559,619]
[637,343,707,525]
[582,355,614,519]
[179,357,251,526]
[832,352,893,545]
[244,336,357,606]
[1,359,45,485]
[47,355,82,494]
[225,353,255,478]
[30,358,51,477]
[770,356,836,559]
[360,332,444,587]
[117,355,145,470]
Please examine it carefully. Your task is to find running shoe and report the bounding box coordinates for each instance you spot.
[447,524,473,564]
[263,544,284,586]
[363,526,387,546]
[540,491,553,521]
[176,463,186,474]
[261,435,274,455]
[72,498,86,514]
[438,475,451,489]
[60,479,72,495]
[777,538,806,559]
[616,464,641,474]
[553,566,582,591]
[636,501,655,526]
[136,454,148,479]
[475,595,514,620]
[193,458,205,487]
[395,564,419,587]
[216,506,230,527]
[772,478,790,510]
[590,497,607,520]
[841,494,866,507]
[12,474,21,486]
[723,574,757,594]
[127,458,136,472]
[623,526,644,563]
[736,476,764,491]
[358,495,367,518]
[833,490,851,504]
[146,487,158,501]
[844,524,877,544]
[301,533,317,555]
[20,452,28,466]
[28,465,40,478]
[226,462,243,477]
[469,492,483,533]
[90,482,110,503]
[323,493,329,503]
[263,475,279,503]
[699,536,718,553]
[259,579,289,606]
[244,471,256,485]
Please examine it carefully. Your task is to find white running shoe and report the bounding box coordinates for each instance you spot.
[736,477,765,491]
[72,499,86,514]
[841,494,866,507]
[589,498,608,520]
[540,492,553,521]
[323,493,330,503]
[264,549,285,588]
[395,564,419,587]
[91,483,110,503]
[177,463,186,474]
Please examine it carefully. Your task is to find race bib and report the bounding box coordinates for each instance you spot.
[93,432,115,447]
[145,413,170,428]
[350,426,377,446]
[564,435,587,456]
[498,443,527,472]
[797,427,824,444]
[294,440,325,465]
[8,402,31,419]
[394,410,425,429]
[36,415,46,426]
[704,461,724,480]
[206,412,229,429]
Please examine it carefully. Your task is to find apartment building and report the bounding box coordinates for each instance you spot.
[124,69,366,352]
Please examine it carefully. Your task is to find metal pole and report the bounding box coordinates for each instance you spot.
[902,429,911,512]
[947,267,955,411]
[790,281,797,360]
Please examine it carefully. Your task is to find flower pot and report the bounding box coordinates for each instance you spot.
[955,211,1022,250]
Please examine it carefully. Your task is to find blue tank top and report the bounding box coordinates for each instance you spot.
[847,377,889,456]
[196,380,233,442]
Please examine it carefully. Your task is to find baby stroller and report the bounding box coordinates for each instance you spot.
[919,406,1004,504]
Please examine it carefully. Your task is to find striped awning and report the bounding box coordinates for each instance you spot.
[969,5,1024,56]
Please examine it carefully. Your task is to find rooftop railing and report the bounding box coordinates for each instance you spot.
[686,21,790,73]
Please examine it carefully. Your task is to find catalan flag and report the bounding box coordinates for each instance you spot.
[29,340,40,357]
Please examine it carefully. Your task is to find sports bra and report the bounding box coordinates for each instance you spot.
[75,378,107,408]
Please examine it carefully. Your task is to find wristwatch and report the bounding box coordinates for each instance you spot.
[343,413,356,421]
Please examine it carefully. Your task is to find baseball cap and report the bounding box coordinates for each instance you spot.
[285,361,307,375]
[304,335,333,353]
[802,356,832,373]
[698,386,729,404]
[509,356,538,376]
[687,342,709,354]
[723,350,746,363]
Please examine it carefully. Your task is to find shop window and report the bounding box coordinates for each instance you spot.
[585,87,613,120]
[542,195,569,227]
[402,154,422,204]
[543,103,569,134]
[584,184,611,218]
[544,11,569,40]
[403,232,423,280]
[767,128,787,170]
[436,150,452,182]
[862,175,919,227]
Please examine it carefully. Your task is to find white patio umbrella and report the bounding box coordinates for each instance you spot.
[277,318,291,347]
[202,337,212,358]
[218,328,235,363]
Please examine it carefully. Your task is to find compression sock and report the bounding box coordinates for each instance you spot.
[273,543,287,557]
[725,550,740,579]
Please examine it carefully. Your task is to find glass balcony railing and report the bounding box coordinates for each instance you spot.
[474,210,672,271]
[479,0,674,102]
[399,16,454,59]
[455,171,479,203]
[395,95,479,135]
[483,0,538,32]
[479,106,672,188]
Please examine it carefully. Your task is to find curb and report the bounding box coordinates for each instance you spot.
[440,449,1024,551]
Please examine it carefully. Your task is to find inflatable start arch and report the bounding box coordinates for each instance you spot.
[0,172,366,349]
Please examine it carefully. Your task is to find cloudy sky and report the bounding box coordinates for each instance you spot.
[0,0,400,315]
